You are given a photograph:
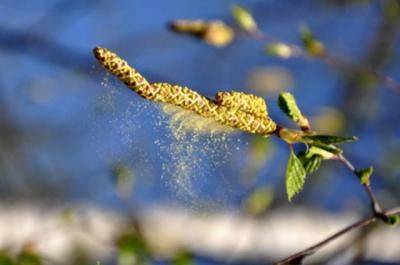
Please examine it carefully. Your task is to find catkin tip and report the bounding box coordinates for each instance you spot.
[93,46,106,60]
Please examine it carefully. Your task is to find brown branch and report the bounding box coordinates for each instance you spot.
[272,120,398,264]
[272,149,400,265]
[336,154,383,214]
[274,206,400,265]
[273,215,376,265]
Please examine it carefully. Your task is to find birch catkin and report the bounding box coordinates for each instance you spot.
[93,47,277,136]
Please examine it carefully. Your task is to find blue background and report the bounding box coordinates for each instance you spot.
[1,0,399,264]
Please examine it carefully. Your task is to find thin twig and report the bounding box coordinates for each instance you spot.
[316,52,400,93]
[274,206,400,265]
[273,151,400,265]
[252,28,400,93]
[336,154,383,214]
[273,215,376,265]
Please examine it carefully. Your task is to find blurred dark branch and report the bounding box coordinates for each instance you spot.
[340,0,400,127]
[0,25,94,195]
[0,25,92,76]
[363,1,400,68]
[0,72,67,200]
[252,0,400,97]
[26,0,102,32]
[0,24,162,85]
[259,32,400,95]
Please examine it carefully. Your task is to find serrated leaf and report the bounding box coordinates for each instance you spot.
[231,5,258,33]
[355,166,373,185]
[303,135,358,144]
[286,148,306,201]
[278,92,302,123]
[298,153,322,174]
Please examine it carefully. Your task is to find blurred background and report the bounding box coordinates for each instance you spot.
[0,0,399,264]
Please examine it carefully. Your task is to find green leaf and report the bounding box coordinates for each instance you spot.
[311,141,343,155]
[383,215,399,227]
[308,146,336,160]
[300,26,315,48]
[278,92,302,122]
[286,148,306,201]
[300,26,325,56]
[298,153,322,174]
[355,166,374,185]
[303,135,358,144]
[278,92,310,130]
[231,5,258,33]
[265,42,293,59]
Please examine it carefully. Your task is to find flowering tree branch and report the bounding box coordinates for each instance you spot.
[93,46,400,265]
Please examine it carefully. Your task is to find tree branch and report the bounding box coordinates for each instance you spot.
[252,22,400,93]
[272,118,398,264]
[336,154,383,214]
[273,215,376,265]
[274,206,400,265]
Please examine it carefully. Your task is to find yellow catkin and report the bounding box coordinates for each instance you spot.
[93,47,277,136]
[215,91,268,117]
